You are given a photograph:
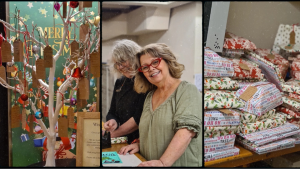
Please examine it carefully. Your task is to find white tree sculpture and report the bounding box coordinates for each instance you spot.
[0,3,100,167]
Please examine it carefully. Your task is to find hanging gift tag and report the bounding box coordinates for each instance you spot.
[29,114,33,135]
[79,1,83,11]
[79,24,89,42]
[239,63,250,71]
[22,108,26,129]
[13,40,23,62]
[285,45,293,50]
[67,107,74,129]
[58,117,68,137]
[44,46,53,68]
[90,52,100,77]
[11,105,20,128]
[78,78,89,99]
[0,66,6,82]
[63,2,67,18]
[37,99,41,109]
[31,72,39,88]
[36,59,45,79]
[267,54,275,59]
[70,41,79,63]
[23,79,28,94]
[77,99,87,110]
[6,65,14,72]
[18,70,23,80]
[290,31,296,45]
[82,1,92,8]
[1,41,12,62]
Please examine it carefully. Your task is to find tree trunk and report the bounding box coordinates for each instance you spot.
[45,135,56,167]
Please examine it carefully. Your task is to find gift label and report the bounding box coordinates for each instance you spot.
[67,107,74,129]
[29,114,33,135]
[6,65,14,72]
[22,108,26,129]
[37,99,41,109]
[240,86,258,101]
[285,45,293,50]
[267,54,275,60]
[80,24,89,42]
[219,109,233,114]
[77,99,88,110]
[18,70,23,80]
[78,78,89,99]
[225,32,232,39]
[36,59,46,79]
[1,41,12,62]
[23,79,28,94]
[11,105,20,128]
[31,71,39,88]
[79,1,83,11]
[90,51,100,77]
[58,117,68,137]
[290,31,296,45]
[239,63,250,71]
[70,41,79,63]
[13,40,23,62]
[82,1,92,8]
[63,2,67,18]
[44,46,53,68]
[0,66,6,82]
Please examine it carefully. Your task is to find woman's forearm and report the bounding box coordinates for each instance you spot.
[111,117,138,138]
[159,128,196,166]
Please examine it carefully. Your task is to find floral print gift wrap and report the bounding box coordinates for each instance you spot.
[204,77,238,90]
[230,58,264,80]
[204,90,244,109]
[282,96,300,112]
[204,48,234,77]
[237,109,276,124]
[282,78,300,95]
[236,82,282,116]
[204,125,239,138]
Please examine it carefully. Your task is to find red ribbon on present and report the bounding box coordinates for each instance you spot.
[24,114,43,134]
[43,136,71,151]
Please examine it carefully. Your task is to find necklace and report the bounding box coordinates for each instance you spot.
[116,78,127,92]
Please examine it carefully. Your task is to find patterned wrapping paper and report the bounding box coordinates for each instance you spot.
[291,59,300,71]
[204,147,240,162]
[236,79,268,89]
[282,96,300,112]
[204,134,236,154]
[204,109,240,127]
[236,82,283,116]
[281,78,300,94]
[291,70,300,80]
[244,52,284,91]
[111,137,128,144]
[237,137,295,154]
[276,106,300,118]
[222,49,245,58]
[223,32,257,50]
[204,90,245,109]
[204,125,239,138]
[292,133,300,144]
[204,48,234,77]
[230,58,264,80]
[238,109,276,126]
[275,112,291,121]
[238,123,299,142]
[204,77,239,90]
[289,92,300,100]
[237,130,300,148]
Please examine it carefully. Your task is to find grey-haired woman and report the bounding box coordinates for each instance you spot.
[103,39,147,144]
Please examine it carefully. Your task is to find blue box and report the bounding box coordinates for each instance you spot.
[20,134,29,142]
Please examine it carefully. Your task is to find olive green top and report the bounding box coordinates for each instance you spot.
[139,81,202,167]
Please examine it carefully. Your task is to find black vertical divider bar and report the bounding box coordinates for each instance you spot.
[100,1,103,167]
[0,1,9,167]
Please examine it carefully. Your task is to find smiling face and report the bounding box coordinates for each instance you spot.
[114,60,133,78]
[140,53,170,86]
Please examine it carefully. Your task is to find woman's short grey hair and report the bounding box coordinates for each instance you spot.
[109,39,141,78]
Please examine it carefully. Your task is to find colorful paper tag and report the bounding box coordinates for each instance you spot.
[102,151,123,164]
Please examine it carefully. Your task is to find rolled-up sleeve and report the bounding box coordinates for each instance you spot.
[173,83,202,138]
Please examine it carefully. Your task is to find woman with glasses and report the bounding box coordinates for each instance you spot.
[119,43,202,167]
[103,39,148,144]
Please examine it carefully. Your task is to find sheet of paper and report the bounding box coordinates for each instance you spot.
[102,153,142,167]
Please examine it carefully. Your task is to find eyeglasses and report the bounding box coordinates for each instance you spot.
[138,58,162,72]
[114,62,130,71]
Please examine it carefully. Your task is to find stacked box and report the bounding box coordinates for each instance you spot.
[205,147,240,162]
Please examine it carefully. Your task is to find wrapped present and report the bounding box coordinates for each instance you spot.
[204,90,244,109]
[291,70,300,80]
[244,51,284,91]
[222,48,244,58]
[237,109,258,124]
[230,58,264,80]
[237,137,295,154]
[204,147,240,162]
[238,123,299,142]
[20,134,30,142]
[282,96,300,112]
[292,133,300,144]
[275,112,291,121]
[258,109,276,120]
[204,125,239,138]
[291,59,300,71]
[254,48,289,79]
[42,145,76,161]
[204,77,238,90]
[236,82,282,116]
[289,92,300,100]
[34,136,46,147]
[282,78,300,94]
[223,32,257,50]
[204,134,236,154]
[111,137,128,144]
[277,106,300,118]
[204,109,240,127]
[238,119,274,135]
[204,48,234,77]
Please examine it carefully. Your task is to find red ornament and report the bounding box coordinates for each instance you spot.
[71,67,82,78]
[70,1,79,8]
[20,94,28,101]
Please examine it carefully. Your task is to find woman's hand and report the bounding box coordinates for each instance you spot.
[138,160,164,167]
[104,119,118,132]
[118,143,139,155]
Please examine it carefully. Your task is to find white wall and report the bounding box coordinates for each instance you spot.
[137,2,202,83]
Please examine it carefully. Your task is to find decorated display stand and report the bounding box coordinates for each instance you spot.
[0,1,99,167]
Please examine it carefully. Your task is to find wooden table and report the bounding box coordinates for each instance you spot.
[205,144,300,167]
[102,143,147,162]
